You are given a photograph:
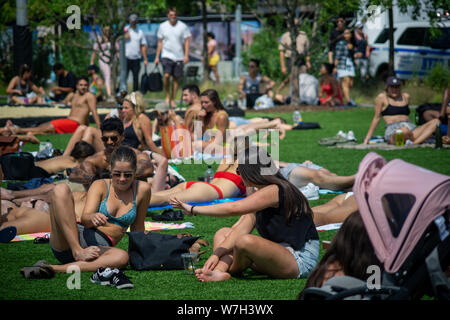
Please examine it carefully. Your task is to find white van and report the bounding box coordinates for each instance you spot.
[367,21,450,80]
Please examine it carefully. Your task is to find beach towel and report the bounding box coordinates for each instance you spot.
[330,142,449,150]
[10,221,194,242]
[148,197,244,211]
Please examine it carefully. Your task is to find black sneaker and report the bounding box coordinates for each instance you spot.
[110,270,134,289]
[90,267,116,285]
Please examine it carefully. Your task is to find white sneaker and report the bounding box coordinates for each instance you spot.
[347,130,356,141]
[337,130,347,139]
[299,183,320,201]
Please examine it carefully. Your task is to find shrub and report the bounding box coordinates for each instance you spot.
[424,63,450,91]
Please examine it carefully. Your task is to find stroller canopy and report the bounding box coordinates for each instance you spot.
[353,152,450,273]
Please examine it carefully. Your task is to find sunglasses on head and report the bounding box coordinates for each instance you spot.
[101,136,119,143]
[111,171,134,179]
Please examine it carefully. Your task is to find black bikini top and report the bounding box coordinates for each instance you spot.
[381,104,410,117]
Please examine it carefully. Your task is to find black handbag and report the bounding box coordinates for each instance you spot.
[148,65,163,92]
[0,152,50,180]
[127,231,200,270]
[140,66,150,94]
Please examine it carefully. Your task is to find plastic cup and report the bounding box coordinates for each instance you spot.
[181,252,198,274]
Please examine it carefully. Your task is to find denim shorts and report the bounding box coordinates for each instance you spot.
[281,240,320,279]
[280,162,323,180]
[384,120,416,142]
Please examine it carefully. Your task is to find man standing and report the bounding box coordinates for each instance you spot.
[124,13,148,92]
[276,19,310,98]
[154,7,191,108]
[354,23,370,83]
[181,84,201,133]
[5,77,101,135]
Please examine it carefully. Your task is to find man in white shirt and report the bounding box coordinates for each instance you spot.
[124,13,148,91]
[154,7,191,108]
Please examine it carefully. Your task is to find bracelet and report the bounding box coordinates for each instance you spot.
[190,205,196,216]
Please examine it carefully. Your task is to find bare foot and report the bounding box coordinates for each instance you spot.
[195,269,231,282]
[74,246,101,261]
[24,132,40,144]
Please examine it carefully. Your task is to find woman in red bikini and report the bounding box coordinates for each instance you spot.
[149,139,247,206]
[318,63,343,107]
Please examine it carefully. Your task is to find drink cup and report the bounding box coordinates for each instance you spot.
[181,252,198,274]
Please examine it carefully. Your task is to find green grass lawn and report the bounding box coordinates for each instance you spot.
[1,107,449,300]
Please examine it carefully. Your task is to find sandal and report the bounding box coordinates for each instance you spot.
[0,226,17,243]
[33,233,50,244]
[20,260,54,279]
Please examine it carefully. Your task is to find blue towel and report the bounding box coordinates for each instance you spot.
[148,197,244,211]
[7,177,54,191]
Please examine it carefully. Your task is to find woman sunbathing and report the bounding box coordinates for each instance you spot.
[149,139,247,206]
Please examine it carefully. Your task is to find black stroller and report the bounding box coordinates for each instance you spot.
[301,152,450,300]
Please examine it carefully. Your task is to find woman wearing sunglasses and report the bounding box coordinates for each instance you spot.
[170,145,319,282]
[21,146,151,278]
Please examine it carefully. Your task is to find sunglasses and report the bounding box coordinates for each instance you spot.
[111,171,134,179]
[101,136,119,143]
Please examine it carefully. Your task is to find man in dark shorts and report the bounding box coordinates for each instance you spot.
[154,7,191,108]
[50,63,76,103]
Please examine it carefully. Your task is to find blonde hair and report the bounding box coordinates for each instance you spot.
[124,91,147,116]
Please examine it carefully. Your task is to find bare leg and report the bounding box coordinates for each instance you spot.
[83,126,104,151]
[411,119,440,144]
[171,77,179,108]
[49,184,101,263]
[164,73,171,105]
[8,121,56,135]
[288,166,355,191]
[197,234,299,282]
[63,125,87,156]
[2,184,55,201]
[313,193,357,226]
[0,206,51,234]
[150,182,220,206]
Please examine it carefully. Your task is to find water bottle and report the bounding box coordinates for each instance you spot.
[292,110,303,124]
[38,140,53,158]
[204,165,214,183]
[435,124,443,149]
[395,130,404,147]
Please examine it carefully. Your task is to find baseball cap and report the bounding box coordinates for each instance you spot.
[129,14,138,22]
[386,76,401,86]
[355,22,363,29]
[155,102,170,113]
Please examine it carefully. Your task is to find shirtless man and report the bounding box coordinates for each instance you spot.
[68,117,154,190]
[3,77,101,135]
[182,84,201,133]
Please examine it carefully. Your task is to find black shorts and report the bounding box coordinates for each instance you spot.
[51,223,113,264]
[285,56,306,70]
[161,58,184,78]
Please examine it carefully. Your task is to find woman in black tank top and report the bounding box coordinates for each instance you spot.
[171,146,320,282]
[363,77,440,145]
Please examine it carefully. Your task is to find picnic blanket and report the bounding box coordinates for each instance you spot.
[11,221,194,242]
[330,142,449,150]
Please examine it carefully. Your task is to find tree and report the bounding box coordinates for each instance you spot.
[27,0,164,93]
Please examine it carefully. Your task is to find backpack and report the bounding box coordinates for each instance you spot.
[148,65,163,92]
[0,152,50,180]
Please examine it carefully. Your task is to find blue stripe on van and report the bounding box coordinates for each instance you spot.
[395,70,426,75]
[372,47,450,56]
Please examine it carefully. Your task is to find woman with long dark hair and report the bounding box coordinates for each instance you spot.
[170,146,319,282]
[196,89,229,151]
[299,211,382,298]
